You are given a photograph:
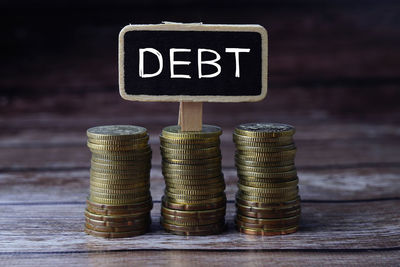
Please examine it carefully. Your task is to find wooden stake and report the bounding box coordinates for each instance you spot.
[178,102,203,132]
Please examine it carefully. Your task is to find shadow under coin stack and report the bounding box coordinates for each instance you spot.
[84,125,153,238]
[160,125,226,235]
[233,123,300,235]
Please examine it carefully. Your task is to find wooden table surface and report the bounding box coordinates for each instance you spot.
[0,91,399,266]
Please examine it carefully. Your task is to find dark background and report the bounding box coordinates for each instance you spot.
[0,0,399,124]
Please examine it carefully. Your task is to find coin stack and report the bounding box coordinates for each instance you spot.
[84,125,153,238]
[160,125,226,236]
[233,123,300,236]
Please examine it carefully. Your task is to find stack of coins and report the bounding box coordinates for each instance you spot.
[84,125,153,238]
[233,123,300,236]
[160,125,226,235]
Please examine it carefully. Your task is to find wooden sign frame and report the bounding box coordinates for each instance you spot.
[118,23,268,103]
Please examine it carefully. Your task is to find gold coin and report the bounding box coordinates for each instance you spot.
[90,174,150,183]
[235,157,295,167]
[161,218,225,232]
[235,153,295,162]
[162,158,221,167]
[90,167,150,175]
[91,160,151,170]
[238,178,298,188]
[233,133,293,143]
[236,195,300,209]
[160,141,219,150]
[90,189,149,198]
[238,187,299,197]
[87,142,149,151]
[91,157,151,166]
[90,180,149,189]
[90,185,150,195]
[161,151,221,160]
[236,191,299,203]
[237,149,296,158]
[161,205,226,218]
[165,176,224,186]
[165,194,227,205]
[236,214,300,227]
[166,185,225,196]
[237,206,301,219]
[162,196,226,211]
[236,201,300,213]
[236,225,298,236]
[238,175,298,184]
[235,144,296,153]
[233,139,294,147]
[161,125,222,139]
[165,191,224,200]
[90,195,150,205]
[161,146,220,155]
[161,214,224,226]
[162,169,222,178]
[88,135,149,145]
[160,135,220,145]
[85,220,149,233]
[91,151,152,161]
[84,227,148,238]
[234,123,295,138]
[236,163,296,173]
[87,125,147,140]
[237,169,297,179]
[85,211,150,224]
[86,197,152,211]
[166,182,225,191]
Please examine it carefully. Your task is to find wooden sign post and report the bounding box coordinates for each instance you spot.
[119,23,268,131]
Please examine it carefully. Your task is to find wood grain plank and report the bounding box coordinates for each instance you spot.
[2,250,400,266]
[0,201,399,252]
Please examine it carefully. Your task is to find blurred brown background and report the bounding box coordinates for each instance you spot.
[1,0,399,126]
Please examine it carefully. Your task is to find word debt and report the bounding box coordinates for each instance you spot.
[138,48,251,79]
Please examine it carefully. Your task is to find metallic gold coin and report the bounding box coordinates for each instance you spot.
[162,196,226,211]
[160,135,220,145]
[90,172,150,181]
[236,191,298,203]
[166,186,225,196]
[235,144,296,153]
[165,176,225,186]
[86,198,152,213]
[235,163,296,173]
[236,225,298,236]
[87,125,148,140]
[161,151,221,160]
[91,158,151,167]
[162,125,222,139]
[89,195,151,205]
[235,157,295,167]
[236,195,300,209]
[165,181,225,191]
[90,190,150,199]
[238,187,299,198]
[90,180,149,189]
[87,142,149,151]
[160,146,220,155]
[237,149,297,158]
[163,227,224,236]
[235,153,295,163]
[88,135,149,145]
[85,213,150,226]
[161,214,224,226]
[85,221,149,233]
[237,175,298,184]
[233,133,293,143]
[84,227,148,238]
[237,206,301,219]
[90,167,150,175]
[90,185,150,195]
[236,214,300,226]
[236,201,300,214]
[89,146,151,155]
[91,160,151,170]
[238,178,298,188]
[161,205,226,218]
[162,169,222,178]
[91,151,152,161]
[162,158,221,167]
[160,141,219,150]
[165,191,224,200]
[161,218,225,232]
[235,123,295,138]
[233,139,294,147]
[165,194,227,205]
[237,169,297,179]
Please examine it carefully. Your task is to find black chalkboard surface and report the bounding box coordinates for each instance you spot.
[119,23,268,102]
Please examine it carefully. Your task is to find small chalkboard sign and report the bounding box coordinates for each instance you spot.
[119,23,268,103]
